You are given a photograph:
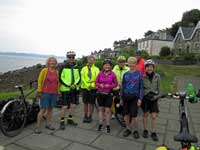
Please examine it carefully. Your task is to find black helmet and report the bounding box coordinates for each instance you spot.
[135,51,142,56]
[103,59,112,66]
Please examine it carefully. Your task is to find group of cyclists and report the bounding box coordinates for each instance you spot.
[35,50,161,142]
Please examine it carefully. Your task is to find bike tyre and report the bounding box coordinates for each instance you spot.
[0,99,27,137]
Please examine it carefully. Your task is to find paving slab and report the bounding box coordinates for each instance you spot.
[54,126,100,144]
[92,134,144,150]
[15,132,71,150]
[64,142,100,150]
[3,144,28,150]
[0,128,33,146]
[164,131,182,150]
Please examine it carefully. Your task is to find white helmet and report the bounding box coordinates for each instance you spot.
[144,59,155,67]
[66,51,76,57]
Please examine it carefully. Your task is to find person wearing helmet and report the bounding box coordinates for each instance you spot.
[141,59,161,141]
[120,57,144,139]
[135,51,145,75]
[112,56,129,118]
[81,55,100,123]
[59,51,80,129]
[95,59,118,133]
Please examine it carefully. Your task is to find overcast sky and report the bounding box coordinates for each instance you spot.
[0,0,199,57]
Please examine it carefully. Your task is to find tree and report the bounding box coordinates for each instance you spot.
[144,30,154,37]
[169,9,200,37]
[169,21,182,37]
[159,46,171,57]
[181,9,200,26]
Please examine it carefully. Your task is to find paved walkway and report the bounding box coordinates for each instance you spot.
[0,77,200,150]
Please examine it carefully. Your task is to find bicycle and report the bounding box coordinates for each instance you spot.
[0,82,38,137]
[156,92,198,150]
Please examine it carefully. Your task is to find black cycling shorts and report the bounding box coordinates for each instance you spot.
[82,89,97,104]
[123,94,139,118]
[61,90,79,106]
[141,97,159,113]
[97,93,112,108]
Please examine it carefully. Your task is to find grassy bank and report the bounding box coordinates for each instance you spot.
[0,88,37,101]
[156,64,200,92]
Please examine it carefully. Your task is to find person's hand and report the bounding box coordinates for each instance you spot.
[100,84,104,88]
[104,84,109,88]
[137,99,142,107]
[37,92,42,99]
[71,84,76,89]
[88,85,92,90]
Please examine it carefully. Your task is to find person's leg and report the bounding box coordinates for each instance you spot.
[150,112,158,141]
[82,90,89,122]
[67,103,78,126]
[151,112,157,132]
[98,106,104,131]
[105,107,111,133]
[150,100,159,141]
[36,108,46,129]
[122,99,132,137]
[131,99,139,139]
[141,99,149,138]
[60,92,68,129]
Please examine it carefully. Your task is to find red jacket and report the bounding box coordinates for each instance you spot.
[135,58,145,75]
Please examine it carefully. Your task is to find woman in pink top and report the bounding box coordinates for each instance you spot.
[35,56,60,134]
[95,59,118,133]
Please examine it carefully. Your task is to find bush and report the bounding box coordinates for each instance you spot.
[159,46,171,57]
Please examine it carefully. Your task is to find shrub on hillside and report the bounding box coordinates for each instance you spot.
[159,46,171,57]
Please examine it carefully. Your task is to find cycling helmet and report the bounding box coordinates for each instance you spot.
[145,59,155,67]
[103,59,112,66]
[135,50,142,56]
[66,51,76,57]
[117,55,126,62]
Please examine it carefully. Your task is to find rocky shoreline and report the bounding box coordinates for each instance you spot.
[0,64,44,92]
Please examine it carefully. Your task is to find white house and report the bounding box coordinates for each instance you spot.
[137,30,174,55]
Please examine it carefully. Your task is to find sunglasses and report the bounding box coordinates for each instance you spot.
[68,56,75,59]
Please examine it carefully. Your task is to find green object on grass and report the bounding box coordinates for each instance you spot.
[187,83,198,103]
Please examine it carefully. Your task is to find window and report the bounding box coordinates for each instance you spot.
[196,43,200,49]
[198,31,200,40]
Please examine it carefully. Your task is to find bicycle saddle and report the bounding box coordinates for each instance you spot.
[15,85,24,89]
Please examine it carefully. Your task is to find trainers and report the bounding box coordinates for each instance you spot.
[133,130,140,139]
[151,132,158,141]
[45,125,55,131]
[34,128,42,134]
[106,126,110,133]
[111,114,115,119]
[98,124,103,131]
[60,121,65,130]
[123,129,131,137]
[67,118,78,126]
[143,130,148,138]
[88,116,92,123]
[83,116,88,123]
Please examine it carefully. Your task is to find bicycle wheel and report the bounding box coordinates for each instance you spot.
[113,96,126,127]
[0,99,27,137]
[115,107,126,127]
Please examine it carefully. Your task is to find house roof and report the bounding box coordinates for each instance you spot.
[173,20,200,42]
[181,27,194,39]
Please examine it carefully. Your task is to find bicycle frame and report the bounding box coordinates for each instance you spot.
[174,92,198,149]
